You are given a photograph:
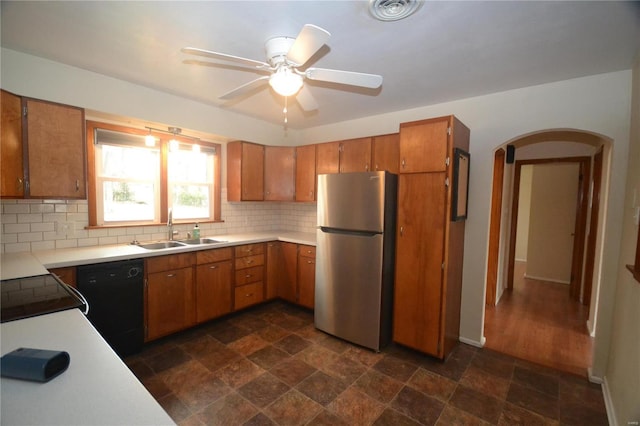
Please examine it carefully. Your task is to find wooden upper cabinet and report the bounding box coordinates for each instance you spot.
[264,146,295,201]
[339,137,372,173]
[316,141,340,175]
[399,116,450,173]
[25,98,86,198]
[316,137,372,175]
[227,141,264,201]
[1,90,24,198]
[295,144,316,202]
[372,133,400,174]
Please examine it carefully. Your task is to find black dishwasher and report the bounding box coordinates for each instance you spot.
[77,259,144,357]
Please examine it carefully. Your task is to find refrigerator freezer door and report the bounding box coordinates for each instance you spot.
[315,229,385,350]
[317,172,386,233]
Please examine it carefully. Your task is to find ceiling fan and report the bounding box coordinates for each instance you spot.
[181,24,383,112]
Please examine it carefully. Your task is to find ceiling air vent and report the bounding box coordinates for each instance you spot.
[368,0,423,21]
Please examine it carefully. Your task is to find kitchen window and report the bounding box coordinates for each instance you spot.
[87,121,221,227]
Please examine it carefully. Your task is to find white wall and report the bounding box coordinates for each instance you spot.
[1,50,633,382]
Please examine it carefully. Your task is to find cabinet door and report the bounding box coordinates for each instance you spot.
[297,245,316,309]
[278,242,298,303]
[295,145,316,202]
[49,266,77,289]
[372,133,399,173]
[399,117,449,173]
[241,142,265,200]
[266,242,281,300]
[394,173,447,357]
[316,141,340,175]
[265,146,295,201]
[339,137,371,173]
[196,260,232,323]
[1,90,24,198]
[146,267,195,340]
[25,98,86,198]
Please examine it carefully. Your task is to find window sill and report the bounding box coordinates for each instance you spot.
[626,265,640,283]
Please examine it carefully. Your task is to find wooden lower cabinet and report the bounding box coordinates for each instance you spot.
[297,245,316,309]
[195,248,233,323]
[48,266,77,288]
[233,243,265,310]
[146,266,195,341]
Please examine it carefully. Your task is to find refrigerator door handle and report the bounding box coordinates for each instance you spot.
[319,227,379,237]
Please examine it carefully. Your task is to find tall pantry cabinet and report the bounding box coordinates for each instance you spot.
[393,115,470,360]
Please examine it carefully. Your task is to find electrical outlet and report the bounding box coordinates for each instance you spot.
[56,221,75,237]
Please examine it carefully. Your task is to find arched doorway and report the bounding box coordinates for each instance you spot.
[483,129,611,376]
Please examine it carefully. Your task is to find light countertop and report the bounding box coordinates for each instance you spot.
[0,309,176,426]
[2,231,316,279]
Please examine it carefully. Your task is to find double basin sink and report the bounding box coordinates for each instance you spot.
[137,238,226,250]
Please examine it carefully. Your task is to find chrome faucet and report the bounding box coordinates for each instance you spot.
[167,208,178,240]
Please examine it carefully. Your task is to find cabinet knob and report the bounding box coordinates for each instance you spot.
[75,179,80,191]
[307,260,314,264]
[400,226,404,236]
[17,177,23,191]
[401,159,406,168]
[245,293,253,298]
[209,265,217,269]
[245,274,252,278]
[246,259,253,264]
[166,273,176,278]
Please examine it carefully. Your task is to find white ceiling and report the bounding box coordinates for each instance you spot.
[2,1,639,130]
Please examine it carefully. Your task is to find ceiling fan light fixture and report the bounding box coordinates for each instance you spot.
[269,67,303,97]
[369,0,423,21]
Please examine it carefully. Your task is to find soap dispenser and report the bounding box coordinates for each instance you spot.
[192,223,200,239]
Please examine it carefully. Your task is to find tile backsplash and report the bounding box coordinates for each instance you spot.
[0,190,317,253]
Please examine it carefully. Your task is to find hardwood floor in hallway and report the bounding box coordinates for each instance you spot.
[484,261,593,377]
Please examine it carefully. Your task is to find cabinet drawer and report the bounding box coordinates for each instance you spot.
[234,282,264,310]
[146,253,195,274]
[196,247,232,264]
[299,245,316,259]
[235,243,264,257]
[235,265,264,286]
[235,254,265,270]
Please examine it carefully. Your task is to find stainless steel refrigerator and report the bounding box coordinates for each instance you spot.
[314,171,397,351]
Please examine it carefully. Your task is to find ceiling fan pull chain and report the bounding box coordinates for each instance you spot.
[283,96,289,125]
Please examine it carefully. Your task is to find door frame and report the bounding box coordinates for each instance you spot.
[506,156,591,299]
[485,148,505,305]
[582,147,603,306]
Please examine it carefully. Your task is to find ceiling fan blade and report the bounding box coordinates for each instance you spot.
[182,47,270,69]
[296,85,319,111]
[305,68,383,89]
[286,24,330,66]
[219,76,270,100]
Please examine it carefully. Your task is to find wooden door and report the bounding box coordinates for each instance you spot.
[278,242,298,303]
[399,117,449,173]
[147,267,195,340]
[1,90,24,198]
[295,144,316,202]
[486,149,505,306]
[316,141,340,175]
[339,137,371,173]
[241,142,264,201]
[394,173,447,356]
[583,148,603,307]
[25,98,86,198]
[372,133,399,173]
[264,146,295,201]
[196,260,232,323]
[297,245,316,309]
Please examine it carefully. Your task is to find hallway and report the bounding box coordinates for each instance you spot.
[484,261,593,377]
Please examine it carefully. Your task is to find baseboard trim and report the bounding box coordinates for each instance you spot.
[523,274,570,285]
[459,335,485,348]
[599,375,619,426]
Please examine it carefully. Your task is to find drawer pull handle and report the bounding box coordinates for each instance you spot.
[307,260,314,264]
[166,273,176,278]
[246,259,253,264]
[245,293,253,297]
[209,266,217,269]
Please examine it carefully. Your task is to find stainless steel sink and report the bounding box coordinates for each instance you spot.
[177,238,226,245]
[138,241,185,250]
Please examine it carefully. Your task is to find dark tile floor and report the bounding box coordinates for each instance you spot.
[124,301,609,425]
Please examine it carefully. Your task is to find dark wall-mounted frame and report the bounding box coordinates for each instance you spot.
[451,148,470,221]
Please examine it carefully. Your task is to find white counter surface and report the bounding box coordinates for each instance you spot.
[31,231,316,269]
[0,309,175,426]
